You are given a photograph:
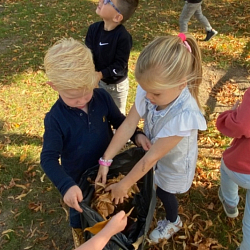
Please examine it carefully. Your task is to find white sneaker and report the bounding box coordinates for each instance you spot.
[149,216,183,243]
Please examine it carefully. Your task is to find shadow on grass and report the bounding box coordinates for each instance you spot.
[204,42,250,116]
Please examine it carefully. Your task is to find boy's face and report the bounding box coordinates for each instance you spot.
[96,0,121,20]
[57,88,94,109]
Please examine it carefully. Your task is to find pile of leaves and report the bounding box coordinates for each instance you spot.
[88,173,140,220]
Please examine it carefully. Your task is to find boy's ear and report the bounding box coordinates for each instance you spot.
[47,81,57,91]
[113,13,123,23]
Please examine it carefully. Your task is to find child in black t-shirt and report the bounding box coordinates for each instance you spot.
[85,0,139,114]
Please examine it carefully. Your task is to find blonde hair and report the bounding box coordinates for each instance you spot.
[135,33,202,108]
[44,38,97,91]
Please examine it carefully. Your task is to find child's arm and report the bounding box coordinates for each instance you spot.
[216,88,250,138]
[95,104,141,184]
[75,211,127,250]
[41,114,83,211]
[106,135,183,204]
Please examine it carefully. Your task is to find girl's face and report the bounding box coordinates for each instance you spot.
[141,84,185,110]
[58,88,93,109]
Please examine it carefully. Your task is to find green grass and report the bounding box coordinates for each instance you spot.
[1,0,250,249]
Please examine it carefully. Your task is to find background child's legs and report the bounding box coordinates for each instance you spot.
[241,189,250,250]
[156,186,178,222]
[220,158,250,250]
[193,4,212,31]
[220,159,239,207]
[179,2,200,32]
[99,78,129,115]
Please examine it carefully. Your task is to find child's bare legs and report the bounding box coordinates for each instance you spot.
[99,78,128,115]
[220,158,250,250]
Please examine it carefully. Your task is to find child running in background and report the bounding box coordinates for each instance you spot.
[95,33,207,242]
[75,211,127,250]
[179,0,218,41]
[85,0,139,114]
[40,38,149,248]
[216,89,250,250]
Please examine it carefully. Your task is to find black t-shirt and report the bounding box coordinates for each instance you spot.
[85,21,132,84]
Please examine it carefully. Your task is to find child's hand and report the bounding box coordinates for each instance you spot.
[232,100,240,110]
[95,71,103,82]
[105,210,127,235]
[135,133,152,151]
[105,182,129,204]
[63,185,83,212]
[95,166,109,185]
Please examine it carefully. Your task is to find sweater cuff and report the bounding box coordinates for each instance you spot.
[130,127,145,146]
[57,178,77,197]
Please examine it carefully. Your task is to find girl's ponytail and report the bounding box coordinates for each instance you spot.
[182,33,203,109]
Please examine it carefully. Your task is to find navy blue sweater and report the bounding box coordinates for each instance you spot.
[40,88,125,197]
[85,21,132,84]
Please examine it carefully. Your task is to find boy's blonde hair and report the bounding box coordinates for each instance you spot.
[44,38,97,91]
[135,33,203,108]
[117,0,139,23]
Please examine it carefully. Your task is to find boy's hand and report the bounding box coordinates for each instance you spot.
[95,166,109,185]
[63,185,83,212]
[105,182,129,205]
[135,134,152,151]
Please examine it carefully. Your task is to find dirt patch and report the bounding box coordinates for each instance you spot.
[200,65,250,114]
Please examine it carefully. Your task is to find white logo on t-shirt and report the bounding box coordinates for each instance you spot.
[99,42,109,46]
[113,69,117,74]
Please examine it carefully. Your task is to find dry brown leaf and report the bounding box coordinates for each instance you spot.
[126,207,134,217]
[132,235,144,250]
[90,173,139,219]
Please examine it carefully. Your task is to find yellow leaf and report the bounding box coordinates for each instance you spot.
[15,189,32,200]
[40,173,46,182]
[84,220,110,235]
[2,229,14,234]
[15,193,28,200]
[24,246,33,249]
[15,184,27,189]
[19,153,27,163]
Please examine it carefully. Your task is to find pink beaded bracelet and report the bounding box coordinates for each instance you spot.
[98,157,113,167]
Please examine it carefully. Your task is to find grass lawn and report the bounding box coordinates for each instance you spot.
[0,0,250,249]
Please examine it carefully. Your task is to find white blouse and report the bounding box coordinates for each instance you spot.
[135,85,207,193]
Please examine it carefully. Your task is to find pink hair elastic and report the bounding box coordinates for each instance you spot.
[178,33,192,53]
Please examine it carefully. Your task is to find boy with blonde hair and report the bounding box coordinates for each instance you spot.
[85,0,139,114]
[40,37,149,248]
